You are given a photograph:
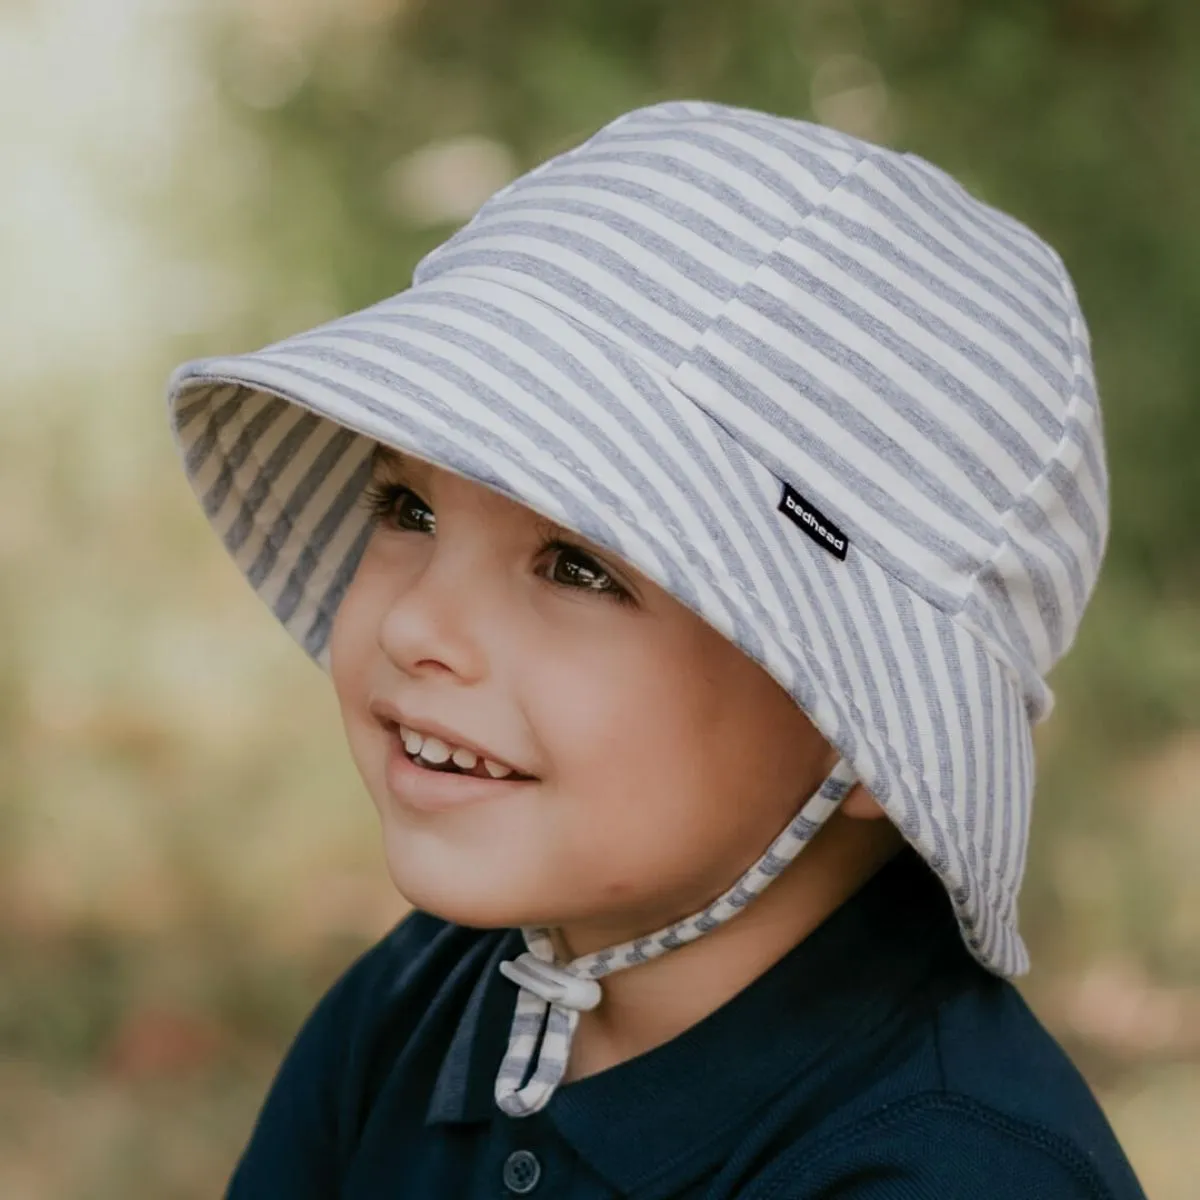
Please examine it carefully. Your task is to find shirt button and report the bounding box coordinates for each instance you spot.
[502,1148,542,1194]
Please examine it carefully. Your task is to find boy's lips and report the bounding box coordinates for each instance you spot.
[383,728,539,812]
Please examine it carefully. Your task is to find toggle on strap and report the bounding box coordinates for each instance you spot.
[498,954,603,1011]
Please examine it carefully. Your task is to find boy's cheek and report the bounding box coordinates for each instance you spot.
[328,593,392,737]
[327,592,365,703]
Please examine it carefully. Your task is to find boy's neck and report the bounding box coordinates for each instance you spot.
[558,815,906,1085]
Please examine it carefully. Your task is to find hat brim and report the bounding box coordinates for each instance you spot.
[168,272,1034,978]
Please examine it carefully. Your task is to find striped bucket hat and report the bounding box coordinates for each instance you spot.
[166,100,1108,1117]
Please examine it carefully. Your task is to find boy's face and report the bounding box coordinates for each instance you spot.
[330,445,843,949]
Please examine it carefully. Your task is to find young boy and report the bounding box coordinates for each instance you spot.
[167,101,1148,1197]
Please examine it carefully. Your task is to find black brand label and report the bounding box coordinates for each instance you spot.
[777,481,849,560]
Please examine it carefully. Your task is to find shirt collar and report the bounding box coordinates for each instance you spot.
[427,848,966,1192]
[426,924,525,1124]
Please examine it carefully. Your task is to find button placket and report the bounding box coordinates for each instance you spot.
[502,1148,542,1194]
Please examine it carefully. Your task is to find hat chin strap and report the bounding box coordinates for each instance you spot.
[493,758,858,1117]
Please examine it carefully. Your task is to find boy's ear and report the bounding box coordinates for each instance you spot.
[840,782,888,820]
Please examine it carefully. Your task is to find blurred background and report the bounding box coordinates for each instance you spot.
[1,0,1197,1195]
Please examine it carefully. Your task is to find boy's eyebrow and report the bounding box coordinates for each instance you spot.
[370,443,403,467]
[370,443,421,476]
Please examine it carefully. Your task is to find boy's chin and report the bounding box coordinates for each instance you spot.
[382,851,554,931]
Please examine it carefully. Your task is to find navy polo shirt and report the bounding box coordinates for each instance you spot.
[226,848,1148,1198]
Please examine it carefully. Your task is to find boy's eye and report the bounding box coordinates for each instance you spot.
[363,481,434,534]
[538,539,631,603]
[360,481,634,606]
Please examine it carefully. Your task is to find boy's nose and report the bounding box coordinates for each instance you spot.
[375,546,495,681]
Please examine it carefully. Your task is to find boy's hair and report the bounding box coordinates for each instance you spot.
[166,101,1107,1114]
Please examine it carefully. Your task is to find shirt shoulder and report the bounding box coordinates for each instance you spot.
[225,908,498,1198]
[929,972,1147,1196]
[754,965,1146,1200]
[759,1092,1137,1199]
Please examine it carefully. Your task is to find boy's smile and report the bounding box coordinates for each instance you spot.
[369,696,535,777]
[328,442,879,956]
[380,712,541,811]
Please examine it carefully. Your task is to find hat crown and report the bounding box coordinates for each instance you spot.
[412,100,1108,712]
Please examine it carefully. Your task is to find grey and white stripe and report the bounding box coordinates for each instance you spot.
[165,100,1108,1116]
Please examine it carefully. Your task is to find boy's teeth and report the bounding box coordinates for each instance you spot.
[399,725,517,778]
[415,735,451,764]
